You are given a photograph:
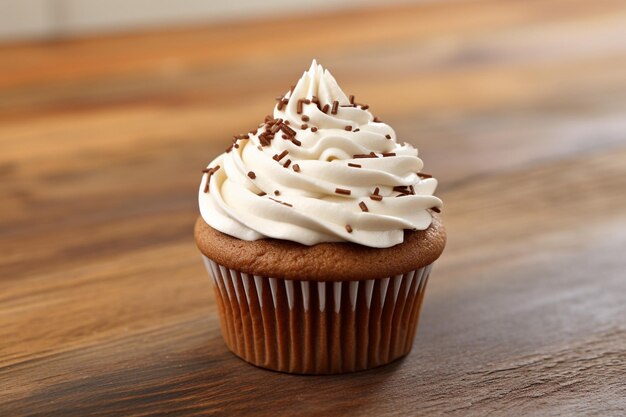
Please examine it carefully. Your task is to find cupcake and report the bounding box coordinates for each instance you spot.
[195,60,445,374]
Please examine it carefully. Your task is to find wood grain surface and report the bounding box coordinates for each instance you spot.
[1,0,626,415]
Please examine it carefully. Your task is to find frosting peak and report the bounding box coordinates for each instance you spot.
[199,60,442,248]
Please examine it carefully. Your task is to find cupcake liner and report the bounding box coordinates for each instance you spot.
[202,256,433,374]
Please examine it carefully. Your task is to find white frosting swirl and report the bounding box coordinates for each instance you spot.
[199,60,442,248]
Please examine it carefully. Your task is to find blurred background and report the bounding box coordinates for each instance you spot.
[2,0,626,414]
[2,0,625,229]
[1,0,418,40]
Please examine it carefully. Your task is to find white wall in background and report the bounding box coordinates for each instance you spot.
[0,0,58,40]
[0,0,420,42]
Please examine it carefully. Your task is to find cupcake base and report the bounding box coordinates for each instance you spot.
[203,256,433,374]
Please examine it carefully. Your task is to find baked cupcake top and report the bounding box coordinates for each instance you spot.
[199,60,442,248]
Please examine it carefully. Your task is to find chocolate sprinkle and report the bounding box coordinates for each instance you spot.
[331,101,339,114]
[311,127,318,132]
[385,134,392,139]
[373,187,380,195]
[345,225,353,233]
[203,165,220,192]
[417,172,433,179]
[361,105,369,110]
[273,150,289,162]
[301,115,310,122]
[347,163,362,168]
[293,164,301,172]
[353,128,360,132]
[274,190,280,196]
[283,159,291,168]
[297,99,303,114]
[248,171,256,179]
[291,138,302,146]
[431,207,441,213]
[281,124,296,137]
[322,104,330,113]
[359,202,369,212]
[335,188,351,195]
[382,152,396,157]
[353,153,378,159]
[269,197,293,208]
[349,95,355,104]
[393,185,409,193]
[370,194,383,201]
[301,124,308,129]
[345,126,353,131]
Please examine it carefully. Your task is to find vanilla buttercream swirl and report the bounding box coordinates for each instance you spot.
[199,60,442,248]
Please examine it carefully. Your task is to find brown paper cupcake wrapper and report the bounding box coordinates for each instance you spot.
[203,256,433,374]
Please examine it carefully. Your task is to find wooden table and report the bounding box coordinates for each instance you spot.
[1,0,625,415]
